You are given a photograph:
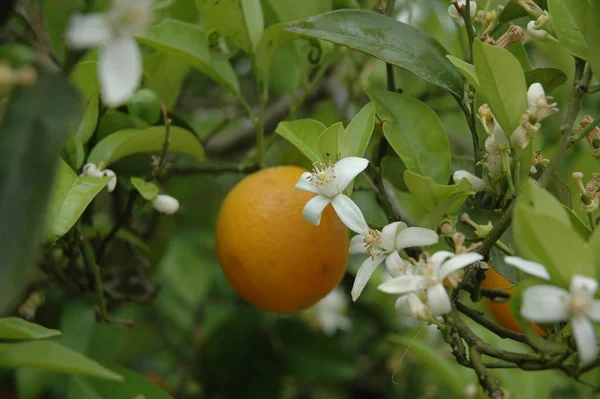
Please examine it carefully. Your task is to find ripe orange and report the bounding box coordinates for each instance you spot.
[482,263,545,335]
[215,166,350,314]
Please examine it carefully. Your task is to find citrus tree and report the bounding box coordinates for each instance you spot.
[1,0,600,398]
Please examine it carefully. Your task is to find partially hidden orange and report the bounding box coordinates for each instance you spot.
[482,262,545,335]
[215,166,350,314]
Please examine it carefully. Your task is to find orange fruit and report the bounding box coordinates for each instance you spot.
[482,263,545,335]
[216,166,349,314]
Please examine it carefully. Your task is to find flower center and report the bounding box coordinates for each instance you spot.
[363,230,386,257]
[309,162,335,188]
[570,292,592,316]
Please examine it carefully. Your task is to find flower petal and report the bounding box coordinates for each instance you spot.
[395,227,439,249]
[66,14,110,48]
[504,256,550,280]
[349,234,368,254]
[427,284,452,316]
[589,300,600,323]
[520,285,570,323]
[351,255,386,301]
[385,251,408,277]
[381,222,403,250]
[103,169,117,192]
[429,251,454,273]
[301,195,331,226]
[333,157,369,192]
[99,36,142,107]
[331,194,369,234]
[572,315,598,365]
[377,275,428,295]
[395,293,428,319]
[570,274,599,296]
[438,252,483,280]
[295,172,320,195]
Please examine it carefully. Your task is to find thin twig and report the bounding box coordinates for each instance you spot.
[168,162,260,176]
[96,190,138,262]
[456,301,530,345]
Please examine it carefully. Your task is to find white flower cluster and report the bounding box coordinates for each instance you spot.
[448,0,477,26]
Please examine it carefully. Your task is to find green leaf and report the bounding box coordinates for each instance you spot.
[137,19,240,95]
[266,0,332,21]
[69,61,100,100]
[68,366,172,399]
[143,51,190,111]
[473,39,528,135]
[256,22,301,86]
[0,72,81,313]
[0,318,61,340]
[446,55,479,90]
[42,0,84,61]
[546,174,572,208]
[130,177,159,201]
[403,170,473,212]
[588,226,600,273]
[44,159,109,244]
[64,136,86,171]
[74,95,99,145]
[586,2,600,77]
[381,156,407,191]
[195,0,264,52]
[368,89,451,183]
[420,192,473,230]
[549,0,590,60]
[513,180,595,284]
[387,334,466,395]
[346,102,375,157]
[17,368,58,399]
[286,10,463,97]
[524,68,567,94]
[563,205,591,240]
[507,43,532,72]
[87,126,205,167]
[97,110,150,140]
[275,119,326,163]
[318,122,352,161]
[0,341,123,381]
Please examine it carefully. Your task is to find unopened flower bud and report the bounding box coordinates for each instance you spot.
[152,194,180,215]
[103,169,117,192]
[527,83,558,122]
[492,123,510,150]
[527,20,551,41]
[453,170,486,192]
[448,1,477,26]
[580,116,600,157]
[439,220,455,236]
[82,163,104,178]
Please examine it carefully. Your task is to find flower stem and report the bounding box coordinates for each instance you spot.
[384,0,396,92]
[588,212,596,231]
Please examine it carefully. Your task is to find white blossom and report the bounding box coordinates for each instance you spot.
[527,20,551,41]
[448,1,477,26]
[295,157,369,234]
[82,163,117,193]
[452,170,486,192]
[152,194,180,215]
[349,222,438,301]
[527,83,558,122]
[66,0,153,107]
[305,288,352,335]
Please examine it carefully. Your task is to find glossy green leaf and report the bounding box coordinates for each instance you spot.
[97,110,150,140]
[63,136,86,171]
[74,95,99,145]
[507,43,532,72]
[130,177,159,201]
[420,192,473,230]
[137,19,240,95]
[546,174,572,208]
[369,89,451,183]
[563,205,591,240]
[275,119,326,163]
[0,72,81,313]
[346,102,375,157]
[68,366,171,399]
[587,2,600,77]
[87,126,205,166]
[43,0,84,61]
[588,225,600,272]
[513,180,595,284]
[318,122,352,161]
[0,318,61,340]
[473,39,528,135]
[44,159,109,244]
[266,0,332,21]
[524,68,567,94]
[381,156,407,191]
[256,22,301,85]
[70,61,100,100]
[286,10,463,97]
[143,51,190,110]
[548,0,590,60]
[0,341,123,381]
[446,55,479,90]
[404,170,473,212]
[195,0,264,52]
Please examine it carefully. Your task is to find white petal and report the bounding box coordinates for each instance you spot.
[82,163,103,177]
[452,170,486,192]
[301,195,331,226]
[429,251,455,273]
[527,83,545,108]
[492,123,510,150]
[381,221,403,250]
[99,36,142,107]
[395,227,439,250]
[427,284,452,316]
[152,194,180,215]
[521,285,570,323]
[589,300,600,322]
[385,251,408,277]
[351,255,386,301]
[438,252,483,280]
[295,172,320,195]
[377,275,429,295]
[570,274,599,296]
[103,169,117,192]
[504,256,550,280]
[333,157,369,192]
[349,234,368,254]
[331,194,369,234]
[395,293,428,319]
[66,14,110,48]
[572,315,598,365]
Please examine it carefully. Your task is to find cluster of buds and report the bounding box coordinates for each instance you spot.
[448,0,477,26]
[580,116,600,157]
[460,213,494,239]
[0,62,37,88]
[477,105,509,183]
[82,163,117,192]
[511,83,559,149]
[573,172,600,213]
